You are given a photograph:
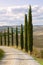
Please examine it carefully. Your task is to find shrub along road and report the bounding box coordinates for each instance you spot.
[0,46,40,65]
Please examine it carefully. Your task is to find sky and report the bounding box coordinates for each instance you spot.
[0,0,43,26]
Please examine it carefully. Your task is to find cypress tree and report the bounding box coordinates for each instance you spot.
[0,32,2,45]
[8,27,10,46]
[20,24,24,50]
[16,27,18,47]
[4,30,6,46]
[25,14,28,52]
[11,28,13,46]
[28,5,33,54]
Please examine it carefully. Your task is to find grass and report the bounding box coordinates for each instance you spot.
[34,58,43,65]
[0,49,5,60]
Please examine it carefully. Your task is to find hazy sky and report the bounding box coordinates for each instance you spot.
[0,0,43,6]
[0,0,43,26]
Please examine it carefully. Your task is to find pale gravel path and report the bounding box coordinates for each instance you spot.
[0,46,40,65]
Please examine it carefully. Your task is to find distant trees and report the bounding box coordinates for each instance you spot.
[16,27,18,47]
[20,24,24,50]
[11,28,14,46]
[24,14,28,52]
[0,32,2,45]
[28,5,33,54]
[4,30,6,46]
[8,27,10,46]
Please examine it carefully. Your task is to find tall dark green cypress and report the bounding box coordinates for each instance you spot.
[8,27,10,46]
[11,28,13,46]
[20,24,24,50]
[25,14,28,52]
[16,27,18,47]
[4,30,6,46]
[28,5,33,54]
[0,32,2,45]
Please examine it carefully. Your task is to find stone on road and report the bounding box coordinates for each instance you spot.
[0,46,40,65]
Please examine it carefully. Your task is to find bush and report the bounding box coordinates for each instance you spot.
[0,49,5,60]
[40,50,43,58]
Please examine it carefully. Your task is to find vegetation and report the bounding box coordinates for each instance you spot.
[4,30,6,46]
[16,27,18,47]
[11,28,14,46]
[25,14,28,52]
[0,49,5,60]
[20,24,24,50]
[28,5,33,54]
[36,58,43,65]
[0,32,3,46]
[8,27,10,46]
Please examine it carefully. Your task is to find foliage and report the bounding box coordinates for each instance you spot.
[7,27,10,46]
[0,32,2,45]
[20,24,24,49]
[28,5,33,54]
[16,27,18,47]
[4,30,6,46]
[25,14,28,52]
[11,28,14,46]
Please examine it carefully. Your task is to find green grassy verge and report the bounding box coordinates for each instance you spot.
[34,57,43,65]
[0,49,5,60]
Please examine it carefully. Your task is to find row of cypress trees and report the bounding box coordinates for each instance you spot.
[0,28,14,46]
[0,5,33,54]
[0,26,24,48]
[24,5,33,54]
